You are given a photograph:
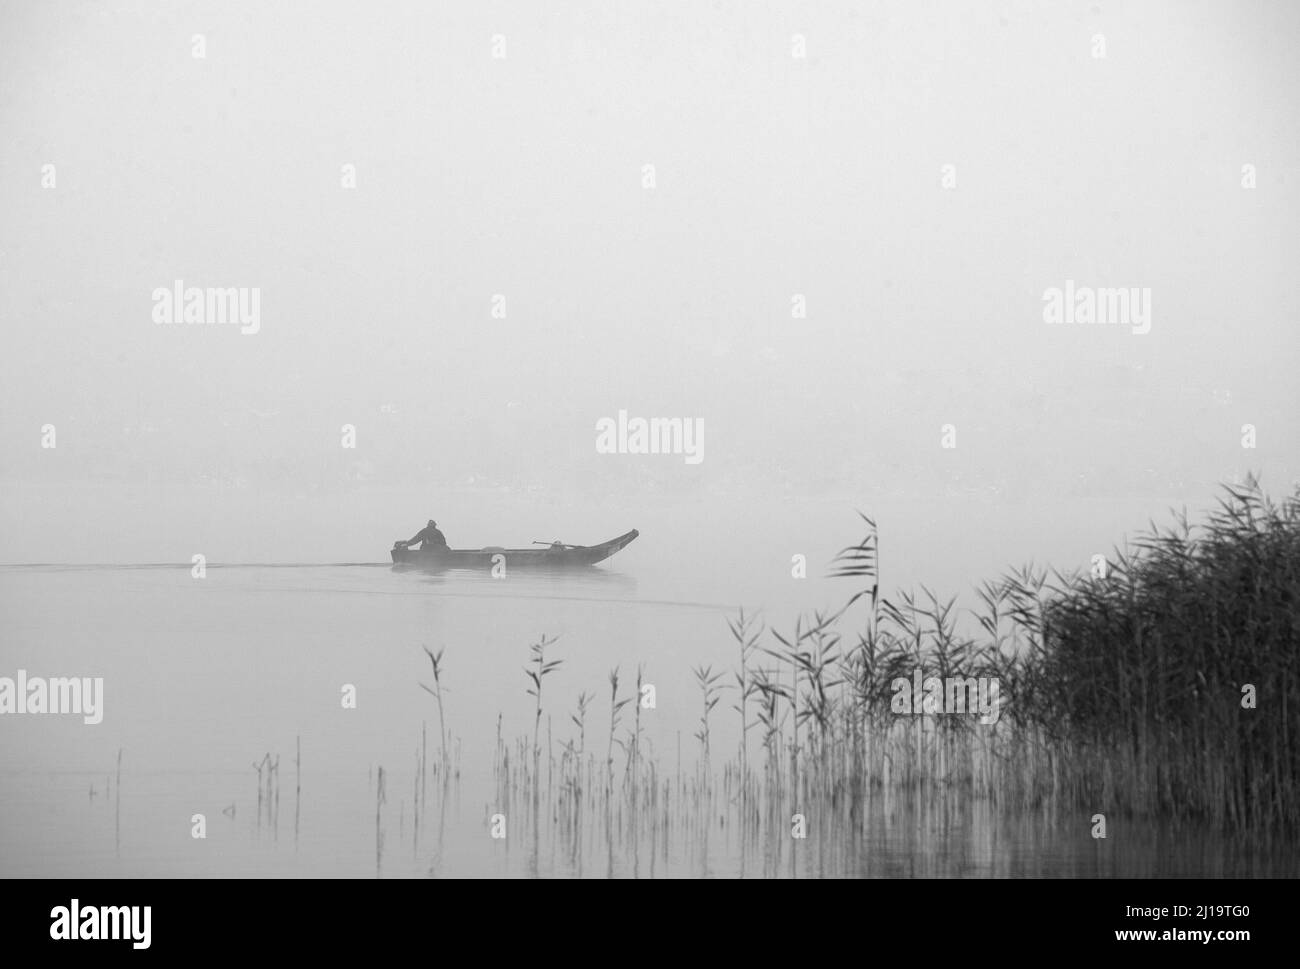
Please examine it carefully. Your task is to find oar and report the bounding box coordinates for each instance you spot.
[531,539,584,549]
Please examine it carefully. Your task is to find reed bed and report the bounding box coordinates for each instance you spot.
[478,478,1300,866]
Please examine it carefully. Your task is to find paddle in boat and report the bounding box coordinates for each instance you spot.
[390,529,639,569]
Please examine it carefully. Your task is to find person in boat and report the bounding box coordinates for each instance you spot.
[402,520,448,551]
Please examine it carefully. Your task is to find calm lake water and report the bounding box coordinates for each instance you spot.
[2,495,1295,877]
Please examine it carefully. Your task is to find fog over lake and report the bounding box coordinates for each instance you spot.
[1,0,1297,878]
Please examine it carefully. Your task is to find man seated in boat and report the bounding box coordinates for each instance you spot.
[400,520,448,551]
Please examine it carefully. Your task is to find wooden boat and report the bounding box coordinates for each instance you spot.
[390,529,638,569]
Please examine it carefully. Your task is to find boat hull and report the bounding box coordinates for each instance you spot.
[390,529,638,569]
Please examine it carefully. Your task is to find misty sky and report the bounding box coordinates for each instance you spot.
[1,0,1297,563]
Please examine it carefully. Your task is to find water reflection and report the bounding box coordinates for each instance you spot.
[2,563,1296,879]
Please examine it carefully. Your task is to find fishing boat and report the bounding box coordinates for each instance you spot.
[390,529,639,569]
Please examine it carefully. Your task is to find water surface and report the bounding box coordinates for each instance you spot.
[1,526,1294,877]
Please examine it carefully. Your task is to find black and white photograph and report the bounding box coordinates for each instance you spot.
[0,0,1296,953]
